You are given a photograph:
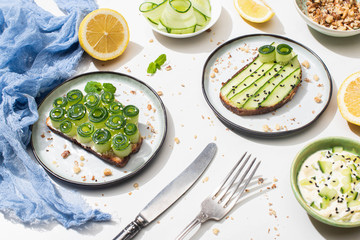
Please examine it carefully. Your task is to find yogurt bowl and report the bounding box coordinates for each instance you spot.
[291,137,360,227]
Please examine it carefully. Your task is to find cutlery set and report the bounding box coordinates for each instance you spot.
[113,143,260,239]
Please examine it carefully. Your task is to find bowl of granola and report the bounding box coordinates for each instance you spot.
[294,0,360,37]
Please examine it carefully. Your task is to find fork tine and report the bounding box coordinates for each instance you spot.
[224,160,261,208]
[218,154,252,202]
[212,152,248,198]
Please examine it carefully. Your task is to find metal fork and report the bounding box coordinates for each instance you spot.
[175,153,260,240]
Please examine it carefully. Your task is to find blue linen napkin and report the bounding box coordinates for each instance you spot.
[0,0,111,228]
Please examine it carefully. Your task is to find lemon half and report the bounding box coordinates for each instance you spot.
[337,71,360,126]
[79,8,130,61]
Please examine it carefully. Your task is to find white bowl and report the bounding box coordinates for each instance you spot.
[293,0,360,37]
[142,0,222,38]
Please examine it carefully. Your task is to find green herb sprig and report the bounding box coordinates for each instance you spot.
[85,81,116,94]
[147,54,167,74]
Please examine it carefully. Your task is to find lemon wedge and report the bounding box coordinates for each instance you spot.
[234,0,274,23]
[337,71,360,126]
[79,8,130,61]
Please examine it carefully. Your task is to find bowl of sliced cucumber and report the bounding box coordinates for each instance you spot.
[291,137,360,227]
[139,0,222,38]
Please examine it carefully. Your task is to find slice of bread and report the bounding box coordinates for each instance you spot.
[219,55,302,116]
[46,117,142,168]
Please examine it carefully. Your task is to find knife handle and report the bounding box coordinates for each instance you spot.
[113,216,147,240]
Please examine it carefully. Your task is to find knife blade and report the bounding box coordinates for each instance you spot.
[113,142,217,240]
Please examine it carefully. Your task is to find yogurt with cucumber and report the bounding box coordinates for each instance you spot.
[298,147,360,222]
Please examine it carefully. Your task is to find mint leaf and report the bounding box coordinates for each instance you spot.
[103,83,116,93]
[154,54,166,67]
[147,54,167,74]
[147,62,157,74]
[85,81,103,94]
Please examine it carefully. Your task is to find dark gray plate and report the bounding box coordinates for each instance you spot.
[202,34,332,138]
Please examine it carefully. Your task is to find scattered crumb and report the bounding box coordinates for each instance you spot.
[130,90,136,95]
[313,74,319,81]
[174,137,180,144]
[165,65,172,71]
[263,124,272,132]
[194,135,197,139]
[147,104,152,111]
[210,72,215,78]
[271,184,277,189]
[213,67,218,73]
[80,156,85,161]
[202,176,209,183]
[258,177,264,184]
[245,189,250,193]
[47,137,53,141]
[104,168,112,176]
[73,166,81,174]
[302,60,310,69]
[61,150,70,159]
[212,228,220,236]
[269,209,277,218]
[41,133,45,138]
[63,144,67,149]
[149,39,153,43]
[157,91,163,96]
[273,178,278,182]
[133,183,139,190]
[304,78,311,83]
[314,93,322,103]
[275,124,281,131]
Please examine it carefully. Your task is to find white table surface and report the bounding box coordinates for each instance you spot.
[3,0,360,239]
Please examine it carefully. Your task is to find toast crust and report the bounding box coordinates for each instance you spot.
[219,56,302,116]
[46,117,142,168]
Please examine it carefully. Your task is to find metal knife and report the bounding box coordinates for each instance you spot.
[113,142,217,240]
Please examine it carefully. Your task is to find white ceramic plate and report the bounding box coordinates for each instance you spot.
[142,0,222,38]
[202,34,332,138]
[31,72,167,188]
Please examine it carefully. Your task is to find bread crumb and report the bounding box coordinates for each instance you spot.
[202,176,209,183]
[80,156,85,161]
[212,228,220,236]
[213,67,218,73]
[61,150,70,159]
[174,137,180,144]
[210,72,215,78]
[104,168,112,176]
[194,135,197,139]
[263,124,271,132]
[313,74,319,81]
[165,65,172,71]
[73,166,81,174]
[302,60,310,69]
[314,95,322,103]
[41,133,45,138]
[273,178,278,182]
[133,183,139,190]
[258,177,264,184]
[147,104,152,111]
[149,39,153,43]
[157,91,163,96]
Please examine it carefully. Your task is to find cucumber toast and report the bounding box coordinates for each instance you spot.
[46,82,142,168]
[220,43,302,116]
